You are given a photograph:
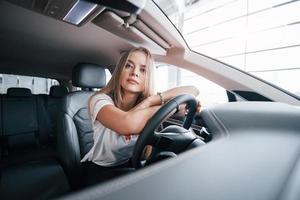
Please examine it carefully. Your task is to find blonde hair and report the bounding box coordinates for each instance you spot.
[90,47,155,110]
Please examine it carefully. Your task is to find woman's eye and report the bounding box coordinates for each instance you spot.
[125,63,133,68]
[140,68,146,73]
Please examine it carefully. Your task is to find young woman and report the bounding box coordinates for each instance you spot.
[81,47,200,167]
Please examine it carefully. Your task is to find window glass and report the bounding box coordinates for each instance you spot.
[154,64,228,107]
[154,0,300,97]
[0,73,59,94]
[105,69,112,84]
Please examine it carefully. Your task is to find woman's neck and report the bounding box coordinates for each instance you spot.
[121,92,139,111]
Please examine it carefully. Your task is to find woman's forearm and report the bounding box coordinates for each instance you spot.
[148,86,199,106]
[125,105,161,134]
[97,104,161,135]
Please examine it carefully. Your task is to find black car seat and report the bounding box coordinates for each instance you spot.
[57,63,106,188]
[0,88,70,199]
[46,85,68,137]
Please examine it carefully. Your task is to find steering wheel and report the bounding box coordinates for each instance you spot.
[132,94,197,168]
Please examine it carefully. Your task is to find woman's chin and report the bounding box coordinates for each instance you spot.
[123,86,143,94]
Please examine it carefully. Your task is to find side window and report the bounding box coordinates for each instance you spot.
[105,69,112,84]
[154,64,228,107]
[0,73,59,94]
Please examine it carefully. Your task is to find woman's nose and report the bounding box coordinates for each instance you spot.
[130,68,139,77]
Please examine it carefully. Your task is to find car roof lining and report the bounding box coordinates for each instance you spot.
[0,0,177,81]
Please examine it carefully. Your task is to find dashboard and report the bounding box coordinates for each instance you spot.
[63,101,300,200]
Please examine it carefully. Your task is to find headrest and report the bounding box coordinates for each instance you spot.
[72,63,106,88]
[50,85,68,97]
[7,87,32,97]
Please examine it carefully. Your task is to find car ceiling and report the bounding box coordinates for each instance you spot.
[0,0,179,81]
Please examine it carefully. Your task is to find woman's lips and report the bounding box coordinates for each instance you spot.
[127,79,139,85]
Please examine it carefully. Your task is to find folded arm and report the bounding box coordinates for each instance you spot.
[96,86,200,135]
[97,104,160,135]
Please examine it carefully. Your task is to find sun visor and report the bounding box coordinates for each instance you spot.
[93,11,170,54]
[93,11,146,42]
[133,19,170,49]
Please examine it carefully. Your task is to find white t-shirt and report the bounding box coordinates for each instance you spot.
[81,93,138,167]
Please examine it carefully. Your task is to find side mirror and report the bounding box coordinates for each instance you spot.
[86,0,147,14]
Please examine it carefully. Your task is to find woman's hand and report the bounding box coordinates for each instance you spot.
[196,99,201,112]
[177,99,201,116]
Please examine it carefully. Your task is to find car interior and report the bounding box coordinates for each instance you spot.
[1,0,300,200]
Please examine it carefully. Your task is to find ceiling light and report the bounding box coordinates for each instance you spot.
[63,0,97,25]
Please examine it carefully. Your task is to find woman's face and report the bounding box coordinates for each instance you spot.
[120,51,147,94]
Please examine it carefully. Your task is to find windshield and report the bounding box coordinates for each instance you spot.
[154,0,300,97]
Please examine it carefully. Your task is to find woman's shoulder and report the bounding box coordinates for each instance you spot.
[91,92,113,101]
[89,92,114,115]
